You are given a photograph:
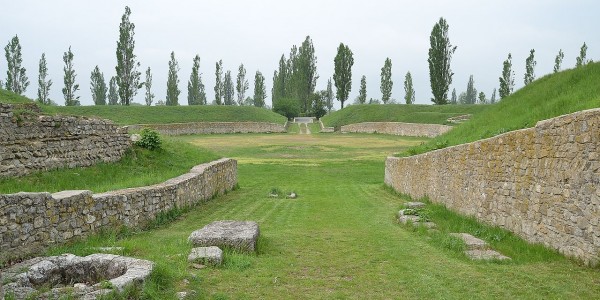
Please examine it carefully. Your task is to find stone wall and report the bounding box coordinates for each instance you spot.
[319,120,334,133]
[385,109,600,265]
[0,104,130,178]
[341,122,452,137]
[0,158,237,262]
[128,121,286,135]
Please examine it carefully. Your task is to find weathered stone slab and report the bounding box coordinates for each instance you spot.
[2,253,154,299]
[450,233,511,260]
[465,249,511,260]
[188,246,223,266]
[405,202,426,209]
[398,214,421,224]
[450,233,488,250]
[188,220,260,253]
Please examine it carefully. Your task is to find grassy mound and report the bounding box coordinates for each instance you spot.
[321,103,488,127]
[0,89,286,125]
[41,104,286,125]
[404,62,600,156]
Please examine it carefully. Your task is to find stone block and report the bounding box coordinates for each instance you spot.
[450,233,488,251]
[188,246,223,266]
[188,220,260,253]
[405,202,426,209]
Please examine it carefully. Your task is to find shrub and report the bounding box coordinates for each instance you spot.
[134,128,162,150]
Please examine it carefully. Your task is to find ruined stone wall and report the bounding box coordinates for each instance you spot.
[341,122,452,137]
[0,104,130,177]
[128,121,286,135]
[318,120,334,133]
[0,158,237,262]
[385,109,600,265]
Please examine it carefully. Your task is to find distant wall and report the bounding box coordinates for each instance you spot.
[0,103,130,178]
[128,122,286,135]
[385,109,600,265]
[341,122,452,137]
[0,158,237,262]
[318,120,334,133]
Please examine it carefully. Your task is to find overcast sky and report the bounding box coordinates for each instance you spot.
[1,0,598,108]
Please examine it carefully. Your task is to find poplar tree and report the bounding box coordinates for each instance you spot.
[4,35,29,94]
[478,92,486,104]
[115,6,141,105]
[223,70,235,105]
[144,67,154,106]
[188,55,205,105]
[166,51,180,106]
[326,78,334,113]
[380,58,393,103]
[450,88,457,104]
[524,49,536,85]
[404,71,415,104]
[90,66,107,105]
[108,76,119,105]
[554,49,564,73]
[37,53,52,105]
[62,47,80,106]
[490,88,497,104]
[214,60,223,104]
[236,64,249,105]
[499,53,515,99]
[575,42,588,68]
[428,17,456,105]
[271,55,288,104]
[333,43,353,109]
[296,36,319,113]
[357,75,367,104]
[253,71,266,107]
[465,75,477,104]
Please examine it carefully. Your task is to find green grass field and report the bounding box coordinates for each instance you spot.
[39,133,599,299]
[404,62,600,155]
[321,103,489,128]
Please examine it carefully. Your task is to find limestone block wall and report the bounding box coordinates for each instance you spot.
[341,122,452,137]
[0,158,237,262]
[385,109,600,265]
[0,104,130,177]
[128,121,286,135]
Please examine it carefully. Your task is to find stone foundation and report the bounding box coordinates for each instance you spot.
[341,122,451,137]
[385,108,600,265]
[0,158,237,263]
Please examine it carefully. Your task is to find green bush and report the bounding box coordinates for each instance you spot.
[134,128,162,150]
[273,97,300,120]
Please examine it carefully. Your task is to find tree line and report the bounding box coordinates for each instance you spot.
[1,9,594,114]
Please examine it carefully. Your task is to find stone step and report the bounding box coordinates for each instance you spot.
[405,202,426,209]
[450,233,511,260]
[450,233,489,250]
[465,249,511,261]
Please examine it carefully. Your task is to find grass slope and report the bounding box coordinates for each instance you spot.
[0,89,286,125]
[0,89,35,104]
[41,104,286,125]
[0,138,220,193]
[321,103,488,127]
[45,134,599,299]
[405,62,600,155]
